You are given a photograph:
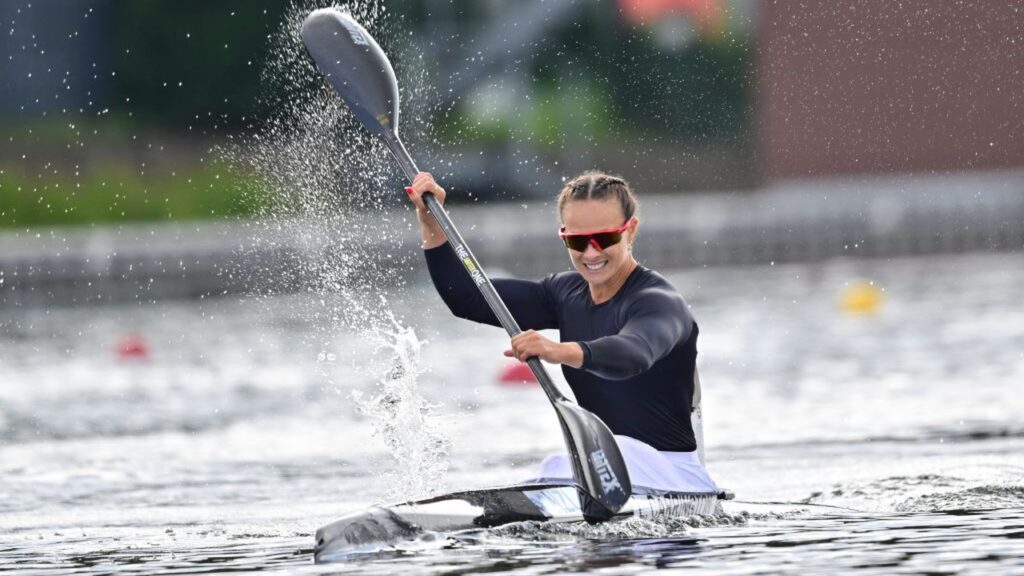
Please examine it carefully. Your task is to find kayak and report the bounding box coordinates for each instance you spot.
[315,483,733,562]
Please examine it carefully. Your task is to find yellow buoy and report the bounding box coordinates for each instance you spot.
[840,281,884,314]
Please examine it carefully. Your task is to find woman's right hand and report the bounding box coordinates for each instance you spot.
[407,172,448,248]
[407,172,446,212]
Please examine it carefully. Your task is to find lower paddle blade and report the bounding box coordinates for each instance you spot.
[553,399,632,521]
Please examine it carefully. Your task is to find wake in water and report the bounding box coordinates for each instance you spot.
[483,513,750,542]
[801,471,1024,513]
[219,0,448,500]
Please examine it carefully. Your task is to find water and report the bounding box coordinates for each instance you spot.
[2,251,1023,574]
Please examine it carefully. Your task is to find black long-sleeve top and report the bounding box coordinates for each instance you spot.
[425,242,699,452]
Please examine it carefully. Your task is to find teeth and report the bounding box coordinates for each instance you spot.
[584,261,607,271]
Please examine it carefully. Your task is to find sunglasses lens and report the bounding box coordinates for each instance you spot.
[562,231,623,251]
[563,236,589,251]
[591,231,622,249]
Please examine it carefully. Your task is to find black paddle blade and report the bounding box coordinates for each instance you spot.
[300,8,399,136]
[554,399,632,520]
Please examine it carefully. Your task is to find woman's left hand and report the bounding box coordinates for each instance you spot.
[505,330,583,368]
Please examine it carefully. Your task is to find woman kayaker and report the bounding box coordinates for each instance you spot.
[406,170,717,494]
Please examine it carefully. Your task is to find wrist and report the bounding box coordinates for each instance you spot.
[419,211,447,248]
[560,342,584,368]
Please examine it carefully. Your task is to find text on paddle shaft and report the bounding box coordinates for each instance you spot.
[590,449,623,495]
[455,245,486,286]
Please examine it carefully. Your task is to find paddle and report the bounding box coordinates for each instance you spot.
[300,8,631,521]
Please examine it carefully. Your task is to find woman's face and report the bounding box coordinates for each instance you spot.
[560,198,638,287]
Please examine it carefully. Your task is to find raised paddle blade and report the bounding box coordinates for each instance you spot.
[300,8,400,136]
[554,399,632,521]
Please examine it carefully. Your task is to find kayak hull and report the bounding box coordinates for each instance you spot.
[315,483,731,562]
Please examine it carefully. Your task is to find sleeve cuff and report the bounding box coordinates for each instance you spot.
[423,240,450,254]
[577,341,593,368]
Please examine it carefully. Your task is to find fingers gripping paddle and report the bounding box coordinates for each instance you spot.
[301,8,631,521]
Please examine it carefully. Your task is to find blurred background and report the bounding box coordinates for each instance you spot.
[3,2,1024,572]
[2,0,1022,304]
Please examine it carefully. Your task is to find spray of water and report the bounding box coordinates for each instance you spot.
[351,305,450,499]
[219,0,448,499]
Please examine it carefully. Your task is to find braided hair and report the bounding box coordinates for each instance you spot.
[557,171,638,222]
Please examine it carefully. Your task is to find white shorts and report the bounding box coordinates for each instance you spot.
[528,435,719,493]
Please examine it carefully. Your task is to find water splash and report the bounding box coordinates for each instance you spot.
[217,0,447,499]
[352,309,450,500]
[220,0,423,314]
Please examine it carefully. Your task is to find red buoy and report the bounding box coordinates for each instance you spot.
[498,361,538,385]
[116,333,150,360]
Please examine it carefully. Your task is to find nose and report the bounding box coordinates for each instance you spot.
[581,241,603,258]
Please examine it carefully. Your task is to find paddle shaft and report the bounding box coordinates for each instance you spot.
[382,133,566,404]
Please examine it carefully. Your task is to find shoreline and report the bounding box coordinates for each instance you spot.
[2,169,1023,308]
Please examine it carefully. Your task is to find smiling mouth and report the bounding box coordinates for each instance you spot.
[583,261,608,271]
